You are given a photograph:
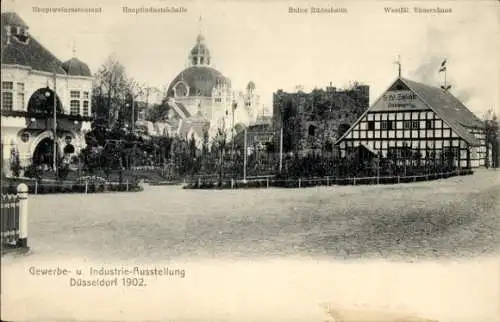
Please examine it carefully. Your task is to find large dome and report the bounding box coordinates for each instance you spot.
[167,66,231,98]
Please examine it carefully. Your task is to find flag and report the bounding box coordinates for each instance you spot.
[439,58,447,72]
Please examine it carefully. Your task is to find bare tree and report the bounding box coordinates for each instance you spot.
[92,54,129,129]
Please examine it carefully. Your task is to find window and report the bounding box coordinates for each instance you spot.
[367,121,375,130]
[411,120,419,129]
[70,100,80,115]
[1,81,14,111]
[403,121,412,129]
[215,97,222,103]
[426,120,434,128]
[70,91,80,99]
[82,100,89,116]
[17,82,24,110]
[1,92,13,111]
[2,81,13,90]
[381,120,394,130]
[83,91,89,99]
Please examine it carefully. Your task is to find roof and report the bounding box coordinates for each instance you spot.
[400,78,484,129]
[61,57,92,77]
[175,102,191,118]
[336,77,484,146]
[2,12,28,26]
[1,12,91,76]
[1,12,67,74]
[167,66,231,97]
[166,100,191,119]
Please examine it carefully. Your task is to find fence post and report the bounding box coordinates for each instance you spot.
[85,180,88,194]
[126,180,129,192]
[34,181,38,195]
[353,177,356,185]
[198,177,201,187]
[326,176,329,186]
[266,177,269,188]
[298,178,301,188]
[231,179,234,189]
[397,176,400,184]
[17,183,29,249]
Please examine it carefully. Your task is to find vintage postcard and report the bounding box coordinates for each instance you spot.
[1,0,499,321]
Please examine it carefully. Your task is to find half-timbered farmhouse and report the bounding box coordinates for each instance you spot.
[335,77,488,168]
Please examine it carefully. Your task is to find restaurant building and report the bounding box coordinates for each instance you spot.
[335,77,488,168]
[1,12,93,175]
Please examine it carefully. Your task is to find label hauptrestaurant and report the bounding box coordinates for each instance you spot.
[32,7,103,14]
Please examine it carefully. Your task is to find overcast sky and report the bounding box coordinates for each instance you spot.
[3,0,499,118]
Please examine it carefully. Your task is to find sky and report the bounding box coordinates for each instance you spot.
[2,0,499,118]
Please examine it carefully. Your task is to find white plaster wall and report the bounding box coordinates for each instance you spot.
[1,65,93,171]
[2,65,92,114]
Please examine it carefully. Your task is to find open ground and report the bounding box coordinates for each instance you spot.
[1,169,499,321]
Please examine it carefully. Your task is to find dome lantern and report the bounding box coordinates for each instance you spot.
[188,16,211,67]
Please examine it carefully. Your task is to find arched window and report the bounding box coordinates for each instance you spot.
[175,82,188,97]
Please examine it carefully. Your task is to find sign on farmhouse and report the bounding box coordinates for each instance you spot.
[380,90,420,109]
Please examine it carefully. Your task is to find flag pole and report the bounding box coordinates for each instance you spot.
[243,127,247,182]
[397,54,401,78]
[444,67,447,89]
[53,67,58,176]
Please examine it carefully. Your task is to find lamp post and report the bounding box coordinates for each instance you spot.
[231,100,237,154]
[44,79,57,176]
[279,127,283,172]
